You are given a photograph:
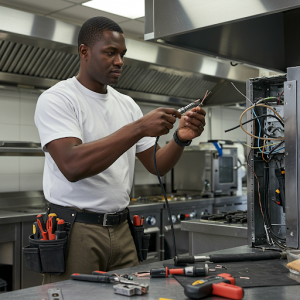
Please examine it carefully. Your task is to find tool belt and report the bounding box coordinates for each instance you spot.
[23,203,129,275]
[127,211,150,262]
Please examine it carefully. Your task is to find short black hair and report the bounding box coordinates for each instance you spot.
[78,16,123,50]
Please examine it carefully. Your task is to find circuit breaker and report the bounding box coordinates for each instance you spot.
[246,66,300,250]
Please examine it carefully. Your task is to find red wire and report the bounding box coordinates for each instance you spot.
[278,91,284,105]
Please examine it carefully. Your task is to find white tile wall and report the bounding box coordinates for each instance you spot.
[0,87,43,192]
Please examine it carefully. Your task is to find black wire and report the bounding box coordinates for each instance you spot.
[267,141,285,162]
[263,162,286,243]
[153,136,177,257]
[224,114,284,133]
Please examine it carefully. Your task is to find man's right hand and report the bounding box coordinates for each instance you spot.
[136,108,181,137]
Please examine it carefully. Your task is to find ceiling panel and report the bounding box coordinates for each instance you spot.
[0,0,73,15]
[48,5,129,26]
[119,20,145,38]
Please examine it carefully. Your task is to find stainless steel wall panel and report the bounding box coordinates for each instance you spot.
[24,48,43,75]
[8,44,27,73]
[19,47,38,74]
[2,43,21,72]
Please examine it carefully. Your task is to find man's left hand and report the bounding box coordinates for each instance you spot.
[177,106,206,141]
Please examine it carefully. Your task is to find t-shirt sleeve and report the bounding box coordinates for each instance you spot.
[34,91,82,152]
[134,106,156,153]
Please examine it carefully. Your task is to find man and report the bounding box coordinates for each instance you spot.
[35,16,206,283]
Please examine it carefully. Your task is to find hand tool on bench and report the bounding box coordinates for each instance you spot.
[150,265,209,278]
[71,272,149,294]
[174,251,285,265]
[184,273,244,300]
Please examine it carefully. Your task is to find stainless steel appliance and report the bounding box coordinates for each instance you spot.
[174,148,238,197]
[161,197,214,259]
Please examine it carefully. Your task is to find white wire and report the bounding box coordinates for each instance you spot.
[231,82,254,105]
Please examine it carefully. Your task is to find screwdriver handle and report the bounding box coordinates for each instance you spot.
[133,215,140,226]
[36,214,47,240]
[174,255,195,264]
[71,273,111,283]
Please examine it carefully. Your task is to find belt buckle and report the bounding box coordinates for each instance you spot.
[103,212,116,226]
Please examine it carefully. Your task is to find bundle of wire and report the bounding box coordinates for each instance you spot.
[153,90,211,258]
[227,83,286,249]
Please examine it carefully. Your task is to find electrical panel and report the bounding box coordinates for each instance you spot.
[246,67,300,250]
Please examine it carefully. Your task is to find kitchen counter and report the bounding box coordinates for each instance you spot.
[1,245,299,300]
[181,219,248,255]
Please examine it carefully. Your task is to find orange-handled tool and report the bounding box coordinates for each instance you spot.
[36,214,48,240]
[46,214,57,240]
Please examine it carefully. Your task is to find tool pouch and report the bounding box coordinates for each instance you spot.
[23,204,77,275]
[127,212,150,262]
[23,234,68,274]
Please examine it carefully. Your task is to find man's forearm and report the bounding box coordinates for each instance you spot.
[153,139,185,176]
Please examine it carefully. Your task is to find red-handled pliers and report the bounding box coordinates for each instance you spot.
[46,214,57,240]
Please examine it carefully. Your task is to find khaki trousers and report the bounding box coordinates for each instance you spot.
[43,216,139,284]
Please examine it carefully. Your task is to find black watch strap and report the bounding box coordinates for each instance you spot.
[173,129,192,147]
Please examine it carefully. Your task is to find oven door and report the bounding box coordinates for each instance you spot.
[212,148,237,195]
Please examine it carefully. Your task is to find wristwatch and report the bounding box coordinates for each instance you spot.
[173,129,192,147]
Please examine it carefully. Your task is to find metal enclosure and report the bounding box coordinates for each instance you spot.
[247,66,300,249]
[174,149,238,197]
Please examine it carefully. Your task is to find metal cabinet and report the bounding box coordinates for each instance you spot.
[0,223,21,290]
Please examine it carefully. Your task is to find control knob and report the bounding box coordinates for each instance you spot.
[171,215,177,224]
[189,211,197,218]
[146,216,156,226]
[177,213,190,221]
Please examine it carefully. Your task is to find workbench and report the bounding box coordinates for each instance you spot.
[1,245,299,300]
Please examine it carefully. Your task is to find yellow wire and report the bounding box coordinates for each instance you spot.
[239,104,284,141]
[238,140,282,149]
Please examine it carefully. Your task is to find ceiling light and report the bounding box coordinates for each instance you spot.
[83,0,145,19]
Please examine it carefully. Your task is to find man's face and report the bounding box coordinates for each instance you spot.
[85,30,127,86]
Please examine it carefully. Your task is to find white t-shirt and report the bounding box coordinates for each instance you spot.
[34,77,155,213]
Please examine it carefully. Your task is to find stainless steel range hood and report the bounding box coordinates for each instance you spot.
[0,6,264,106]
[145,0,300,72]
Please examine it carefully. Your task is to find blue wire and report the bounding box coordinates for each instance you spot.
[250,108,284,154]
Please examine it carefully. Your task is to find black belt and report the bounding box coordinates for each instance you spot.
[48,203,128,226]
